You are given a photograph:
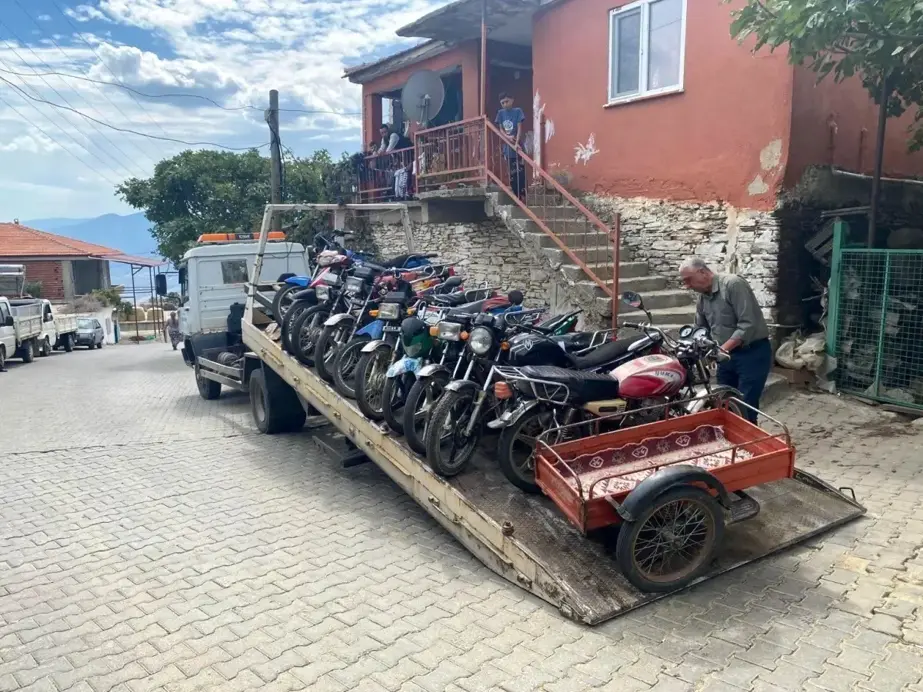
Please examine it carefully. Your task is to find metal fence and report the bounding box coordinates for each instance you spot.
[830,221,923,409]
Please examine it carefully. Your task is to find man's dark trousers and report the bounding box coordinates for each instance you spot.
[716,338,772,424]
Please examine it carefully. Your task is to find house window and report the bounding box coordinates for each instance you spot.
[609,0,686,103]
[220,259,250,284]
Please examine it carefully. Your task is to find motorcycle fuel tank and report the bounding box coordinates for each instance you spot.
[610,353,687,398]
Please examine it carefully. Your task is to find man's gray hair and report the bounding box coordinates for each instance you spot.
[679,257,710,273]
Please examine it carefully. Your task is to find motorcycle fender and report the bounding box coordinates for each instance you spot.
[285,276,310,287]
[360,339,390,354]
[355,319,384,340]
[417,364,449,381]
[497,399,542,430]
[684,385,744,414]
[324,313,355,328]
[445,379,479,395]
[618,465,732,522]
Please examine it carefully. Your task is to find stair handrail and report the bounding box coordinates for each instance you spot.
[484,119,620,309]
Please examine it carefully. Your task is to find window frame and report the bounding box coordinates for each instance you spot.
[219,259,250,285]
[607,0,687,105]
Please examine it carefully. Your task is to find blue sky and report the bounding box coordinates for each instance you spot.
[0,0,442,220]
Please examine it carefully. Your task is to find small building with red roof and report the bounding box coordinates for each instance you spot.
[0,220,161,301]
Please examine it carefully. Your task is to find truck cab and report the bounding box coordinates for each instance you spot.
[178,233,308,366]
[0,297,15,366]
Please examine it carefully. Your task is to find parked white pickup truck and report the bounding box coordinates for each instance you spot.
[0,296,42,368]
[9,299,79,354]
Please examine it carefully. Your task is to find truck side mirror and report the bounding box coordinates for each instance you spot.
[4,315,13,327]
[178,267,187,287]
[155,274,168,296]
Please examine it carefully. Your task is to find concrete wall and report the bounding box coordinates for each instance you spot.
[358,219,553,308]
[787,66,923,186]
[531,0,794,210]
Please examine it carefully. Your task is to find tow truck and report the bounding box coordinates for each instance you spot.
[235,204,865,625]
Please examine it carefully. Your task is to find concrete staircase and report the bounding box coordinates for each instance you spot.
[486,190,697,330]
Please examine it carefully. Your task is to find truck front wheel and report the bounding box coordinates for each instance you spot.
[195,364,221,400]
[249,367,306,434]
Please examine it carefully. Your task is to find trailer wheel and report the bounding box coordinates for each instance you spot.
[616,486,724,593]
[21,339,35,363]
[249,368,306,434]
[63,334,73,352]
[195,364,221,400]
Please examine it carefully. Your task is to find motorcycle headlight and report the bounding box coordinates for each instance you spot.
[315,286,329,300]
[469,327,494,355]
[321,271,340,286]
[345,276,364,294]
[437,321,462,341]
[379,303,401,320]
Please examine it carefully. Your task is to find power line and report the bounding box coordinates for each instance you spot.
[45,0,174,139]
[0,28,145,180]
[0,75,270,151]
[0,65,362,116]
[12,0,165,167]
[0,76,123,188]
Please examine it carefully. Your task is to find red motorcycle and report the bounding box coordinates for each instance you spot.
[492,291,744,493]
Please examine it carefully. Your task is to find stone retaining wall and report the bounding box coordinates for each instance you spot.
[360,220,553,308]
[585,194,780,321]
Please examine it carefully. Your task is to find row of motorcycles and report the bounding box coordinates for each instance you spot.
[270,233,743,494]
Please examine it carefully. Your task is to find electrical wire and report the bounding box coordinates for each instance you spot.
[0,75,270,151]
[0,88,122,188]
[12,0,165,167]
[0,29,145,180]
[0,66,362,116]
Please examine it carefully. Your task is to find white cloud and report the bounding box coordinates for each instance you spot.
[0,0,449,219]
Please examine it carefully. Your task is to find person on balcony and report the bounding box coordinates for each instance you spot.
[495,93,526,200]
[377,123,412,155]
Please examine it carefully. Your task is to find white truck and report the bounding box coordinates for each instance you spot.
[173,233,309,388]
[0,296,42,367]
[8,299,79,354]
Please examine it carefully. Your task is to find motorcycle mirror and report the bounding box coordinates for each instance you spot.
[507,289,524,306]
[620,291,644,310]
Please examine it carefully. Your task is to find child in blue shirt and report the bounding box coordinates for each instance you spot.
[494,93,526,200]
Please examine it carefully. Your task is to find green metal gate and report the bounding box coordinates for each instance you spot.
[828,220,923,409]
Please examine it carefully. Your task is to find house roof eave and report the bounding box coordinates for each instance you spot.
[343,40,453,85]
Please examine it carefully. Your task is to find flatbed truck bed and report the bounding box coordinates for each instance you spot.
[239,204,866,625]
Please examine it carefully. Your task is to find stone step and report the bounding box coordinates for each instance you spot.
[510,204,585,221]
[594,287,695,312]
[530,231,612,253]
[561,264,667,291]
[600,297,698,324]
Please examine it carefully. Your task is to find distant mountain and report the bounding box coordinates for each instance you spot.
[24,213,175,297]
[25,213,156,258]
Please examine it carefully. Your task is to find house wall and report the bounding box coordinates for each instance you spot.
[786,65,923,187]
[361,41,481,145]
[531,0,794,210]
[5,260,67,300]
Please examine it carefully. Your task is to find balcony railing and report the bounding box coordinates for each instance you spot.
[414,117,486,195]
[357,147,415,203]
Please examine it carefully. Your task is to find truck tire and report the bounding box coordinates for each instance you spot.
[63,334,73,352]
[0,346,6,370]
[21,339,35,363]
[40,337,51,357]
[195,364,221,400]
[249,367,306,434]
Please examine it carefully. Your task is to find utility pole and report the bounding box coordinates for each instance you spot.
[267,89,282,232]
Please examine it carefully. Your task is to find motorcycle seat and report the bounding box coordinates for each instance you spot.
[381,252,435,268]
[571,335,647,371]
[519,366,620,403]
[551,332,595,352]
[430,291,472,307]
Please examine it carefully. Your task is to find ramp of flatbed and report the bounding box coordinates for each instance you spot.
[243,322,865,625]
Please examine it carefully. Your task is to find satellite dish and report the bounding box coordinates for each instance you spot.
[401,70,445,127]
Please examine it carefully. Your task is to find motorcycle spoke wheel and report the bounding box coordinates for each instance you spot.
[362,351,390,413]
[427,391,478,476]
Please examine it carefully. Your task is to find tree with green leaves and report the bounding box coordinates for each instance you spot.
[730,0,923,149]
[118,149,361,264]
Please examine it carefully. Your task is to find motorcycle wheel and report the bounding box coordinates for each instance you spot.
[292,306,329,367]
[272,284,300,326]
[425,388,480,477]
[332,336,370,399]
[355,346,393,421]
[497,407,557,494]
[314,323,348,383]
[382,372,412,435]
[698,386,747,418]
[281,302,311,354]
[403,372,450,455]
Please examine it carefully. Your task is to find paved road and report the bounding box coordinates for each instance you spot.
[1,345,922,692]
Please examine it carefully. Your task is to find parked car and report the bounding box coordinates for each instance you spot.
[75,318,105,349]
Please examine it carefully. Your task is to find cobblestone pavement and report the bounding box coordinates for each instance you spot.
[2,344,923,692]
